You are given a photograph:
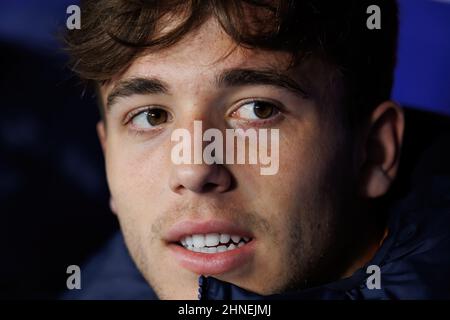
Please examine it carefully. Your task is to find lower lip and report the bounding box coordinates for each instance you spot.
[168,241,256,275]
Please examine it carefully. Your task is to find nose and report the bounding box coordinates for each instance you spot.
[168,110,232,194]
[169,163,232,194]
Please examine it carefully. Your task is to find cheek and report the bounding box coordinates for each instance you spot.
[245,125,331,215]
[250,122,344,249]
[104,137,171,219]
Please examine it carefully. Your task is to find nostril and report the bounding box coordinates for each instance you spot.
[169,163,232,194]
[201,182,220,193]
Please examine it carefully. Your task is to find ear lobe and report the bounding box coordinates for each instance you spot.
[364,166,392,198]
[97,121,107,153]
[359,101,404,198]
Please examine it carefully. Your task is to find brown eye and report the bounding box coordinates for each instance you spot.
[130,107,169,129]
[233,100,278,121]
[146,108,168,126]
[252,101,275,119]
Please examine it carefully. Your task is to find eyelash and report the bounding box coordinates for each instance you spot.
[123,106,157,124]
[123,106,171,136]
[228,98,284,127]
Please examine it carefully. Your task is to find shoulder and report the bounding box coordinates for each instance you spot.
[60,231,157,300]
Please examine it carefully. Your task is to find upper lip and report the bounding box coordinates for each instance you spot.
[163,219,254,243]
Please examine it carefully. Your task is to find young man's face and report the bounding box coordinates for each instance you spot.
[97,18,369,299]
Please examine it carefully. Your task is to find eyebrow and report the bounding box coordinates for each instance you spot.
[106,68,308,110]
[106,77,170,110]
[215,68,309,98]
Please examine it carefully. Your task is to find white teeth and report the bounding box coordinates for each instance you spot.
[219,234,231,244]
[207,247,217,253]
[185,236,193,247]
[231,235,241,243]
[205,233,220,247]
[181,233,251,253]
[217,245,227,252]
[192,234,205,248]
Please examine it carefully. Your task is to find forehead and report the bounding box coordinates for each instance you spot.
[101,17,340,109]
[105,18,293,88]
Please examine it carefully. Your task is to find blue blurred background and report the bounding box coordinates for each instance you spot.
[0,0,449,299]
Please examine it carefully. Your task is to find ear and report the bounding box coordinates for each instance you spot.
[359,101,404,198]
[96,121,107,153]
